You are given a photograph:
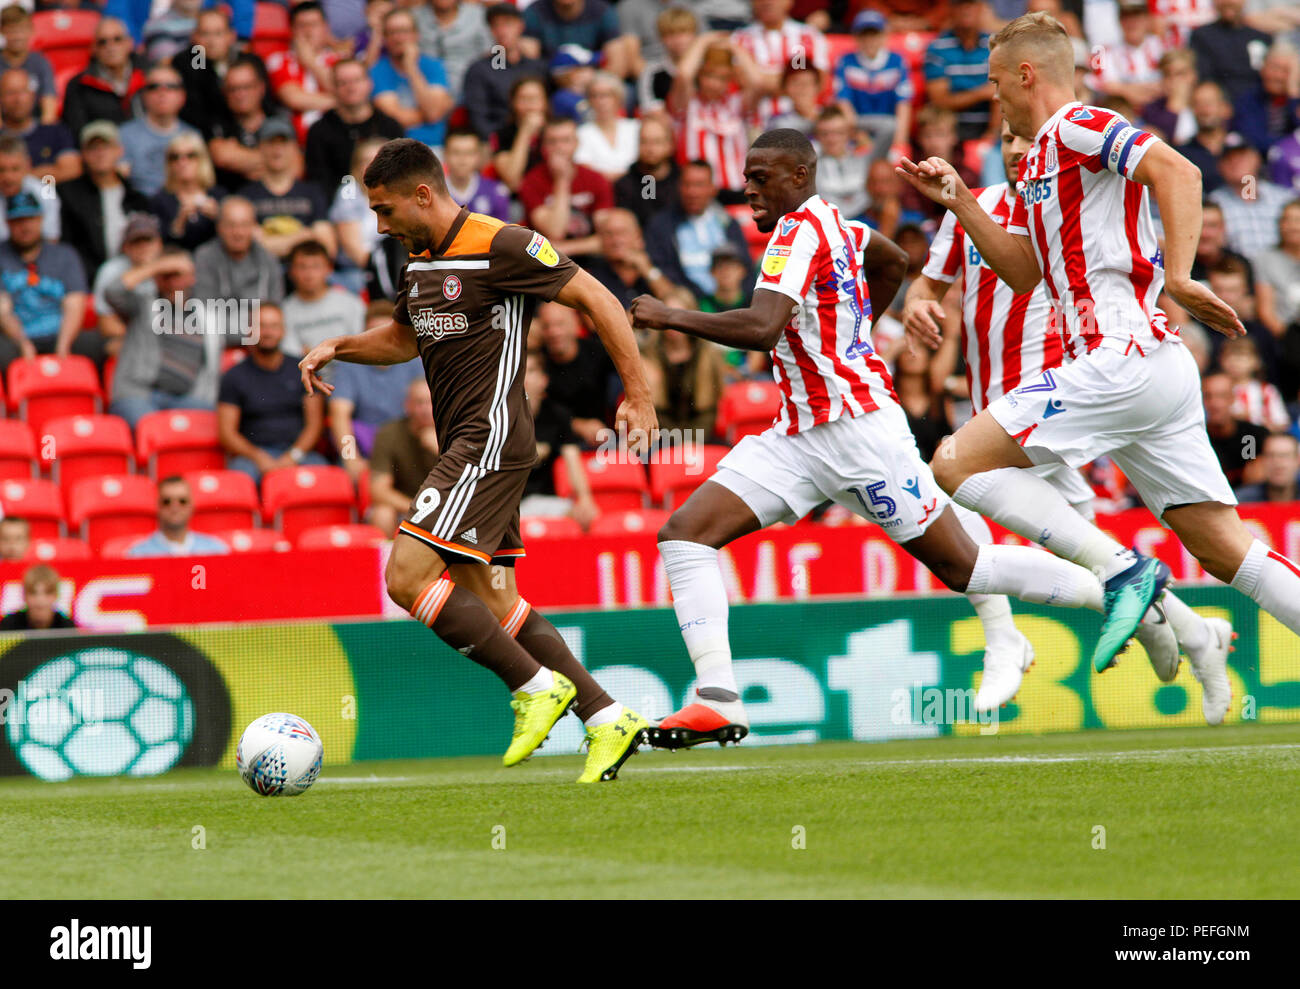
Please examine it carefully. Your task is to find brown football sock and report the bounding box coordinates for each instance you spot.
[411,578,540,691]
[502,599,614,721]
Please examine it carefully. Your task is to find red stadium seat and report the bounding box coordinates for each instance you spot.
[98,533,146,559]
[553,454,648,512]
[54,61,84,112]
[587,509,672,537]
[296,523,388,550]
[137,410,224,478]
[25,537,92,562]
[520,515,584,540]
[209,528,292,553]
[717,380,780,443]
[0,478,65,538]
[725,203,768,260]
[31,11,99,73]
[0,419,37,480]
[184,469,260,532]
[249,2,291,59]
[7,356,103,437]
[67,475,157,553]
[648,444,730,509]
[220,348,247,374]
[40,414,134,493]
[262,466,356,541]
[356,466,371,520]
[100,352,115,401]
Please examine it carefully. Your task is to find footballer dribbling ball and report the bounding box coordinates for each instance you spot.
[236,713,323,796]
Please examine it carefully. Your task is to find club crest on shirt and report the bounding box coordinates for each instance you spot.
[442,274,462,300]
[762,246,791,277]
[1044,142,1057,173]
[525,232,558,267]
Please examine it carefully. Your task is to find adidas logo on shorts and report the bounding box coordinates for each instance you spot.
[460,528,478,544]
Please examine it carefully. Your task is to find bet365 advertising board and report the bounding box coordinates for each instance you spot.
[1,588,1296,780]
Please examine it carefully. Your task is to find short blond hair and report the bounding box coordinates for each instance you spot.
[989,12,1075,85]
[22,563,58,595]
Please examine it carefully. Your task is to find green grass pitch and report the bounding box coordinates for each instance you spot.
[3,724,1297,899]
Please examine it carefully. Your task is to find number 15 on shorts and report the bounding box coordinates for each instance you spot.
[849,481,897,521]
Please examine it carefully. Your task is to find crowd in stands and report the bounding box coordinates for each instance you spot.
[0,0,1297,566]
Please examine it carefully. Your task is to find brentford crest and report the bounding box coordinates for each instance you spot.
[442,274,462,300]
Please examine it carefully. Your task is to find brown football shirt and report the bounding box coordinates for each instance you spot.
[392,209,579,471]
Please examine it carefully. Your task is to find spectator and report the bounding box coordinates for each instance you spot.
[903,105,978,228]
[461,3,549,142]
[858,155,928,240]
[646,159,751,300]
[1087,0,1166,110]
[142,0,201,63]
[613,115,680,232]
[767,63,825,135]
[175,9,264,140]
[519,115,613,260]
[586,207,691,310]
[329,300,424,480]
[491,75,549,192]
[208,57,280,192]
[731,0,830,124]
[125,476,231,557]
[149,133,225,252]
[305,58,404,198]
[355,0,395,69]
[238,117,337,260]
[0,6,57,124]
[1257,198,1300,336]
[699,243,751,314]
[617,0,676,70]
[1221,335,1291,432]
[92,212,161,356]
[57,121,150,277]
[641,328,726,438]
[0,516,29,562]
[924,0,997,146]
[1192,199,1255,285]
[104,246,217,427]
[523,0,632,79]
[894,343,950,462]
[368,377,440,535]
[442,129,512,222]
[265,0,340,140]
[281,240,365,375]
[1190,0,1273,103]
[1176,81,1235,193]
[635,5,697,114]
[548,44,597,122]
[536,299,614,445]
[834,9,913,161]
[217,302,326,482]
[370,7,452,150]
[1203,370,1270,488]
[0,192,93,369]
[1235,433,1300,502]
[413,0,492,103]
[0,564,74,630]
[575,71,640,182]
[0,135,58,241]
[0,68,79,182]
[1232,40,1300,152]
[1207,255,1279,378]
[193,196,286,339]
[1269,125,1300,193]
[1209,135,1292,255]
[61,17,145,139]
[331,137,401,299]
[518,351,598,528]
[814,105,869,219]
[119,63,199,197]
[1143,48,1198,146]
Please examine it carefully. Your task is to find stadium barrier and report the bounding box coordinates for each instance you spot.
[1,588,1296,780]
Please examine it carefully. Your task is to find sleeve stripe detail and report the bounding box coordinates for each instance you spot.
[1117,130,1145,174]
[1100,125,1122,167]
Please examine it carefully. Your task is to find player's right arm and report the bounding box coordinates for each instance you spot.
[298,320,419,396]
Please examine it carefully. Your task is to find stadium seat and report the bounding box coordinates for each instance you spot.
[553,454,648,512]
[31,11,99,74]
[0,478,65,538]
[520,515,584,540]
[40,414,134,493]
[262,466,356,541]
[356,466,371,520]
[249,2,291,59]
[648,444,730,509]
[100,352,115,401]
[184,469,260,532]
[25,537,92,562]
[0,419,37,480]
[137,410,224,478]
[726,203,768,260]
[7,356,103,437]
[587,509,672,536]
[296,523,388,550]
[98,533,145,559]
[67,475,158,553]
[717,380,780,443]
[220,348,246,374]
[209,528,292,553]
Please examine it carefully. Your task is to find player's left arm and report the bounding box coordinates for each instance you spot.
[1132,140,1245,339]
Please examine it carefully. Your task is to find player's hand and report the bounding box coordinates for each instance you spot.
[615,396,657,458]
[895,156,969,208]
[902,298,945,352]
[1165,278,1246,339]
[299,341,337,395]
[629,294,670,331]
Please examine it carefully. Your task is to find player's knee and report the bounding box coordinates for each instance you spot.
[657,511,697,545]
[934,558,972,593]
[929,443,968,495]
[384,548,429,612]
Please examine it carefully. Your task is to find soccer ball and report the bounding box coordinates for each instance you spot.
[236,713,323,796]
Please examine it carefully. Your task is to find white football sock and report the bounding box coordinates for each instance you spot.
[583,702,622,727]
[953,504,1022,652]
[516,666,554,694]
[968,544,1104,611]
[1159,592,1210,654]
[1230,539,1300,636]
[659,539,739,696]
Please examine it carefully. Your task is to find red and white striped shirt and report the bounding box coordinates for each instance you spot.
[754,195,897,434]
[1008,102,1173,361]
[923,183,1064,411]
[731,19,830,123]
[678,92,748,193]
[1232,380,1292,433]
[1087,35,1166,92]
[1150,0,1216,48]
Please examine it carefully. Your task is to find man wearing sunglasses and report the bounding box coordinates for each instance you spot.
[61,17,146,139]
[119,64,199,197]
[124,476,231,557]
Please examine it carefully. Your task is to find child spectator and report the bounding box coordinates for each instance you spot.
[280,239,365,380]
[549,44,596,123]
[767,63,824,134]
[443,129,513,222]
[637,6,698,114]
[814,105,869,219]
[902,105,977,227]
[0,564,74,630]
[834,10,913,161]
[1221,336,1292,433]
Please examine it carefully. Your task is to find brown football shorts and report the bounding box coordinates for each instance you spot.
[396,456,529,565]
